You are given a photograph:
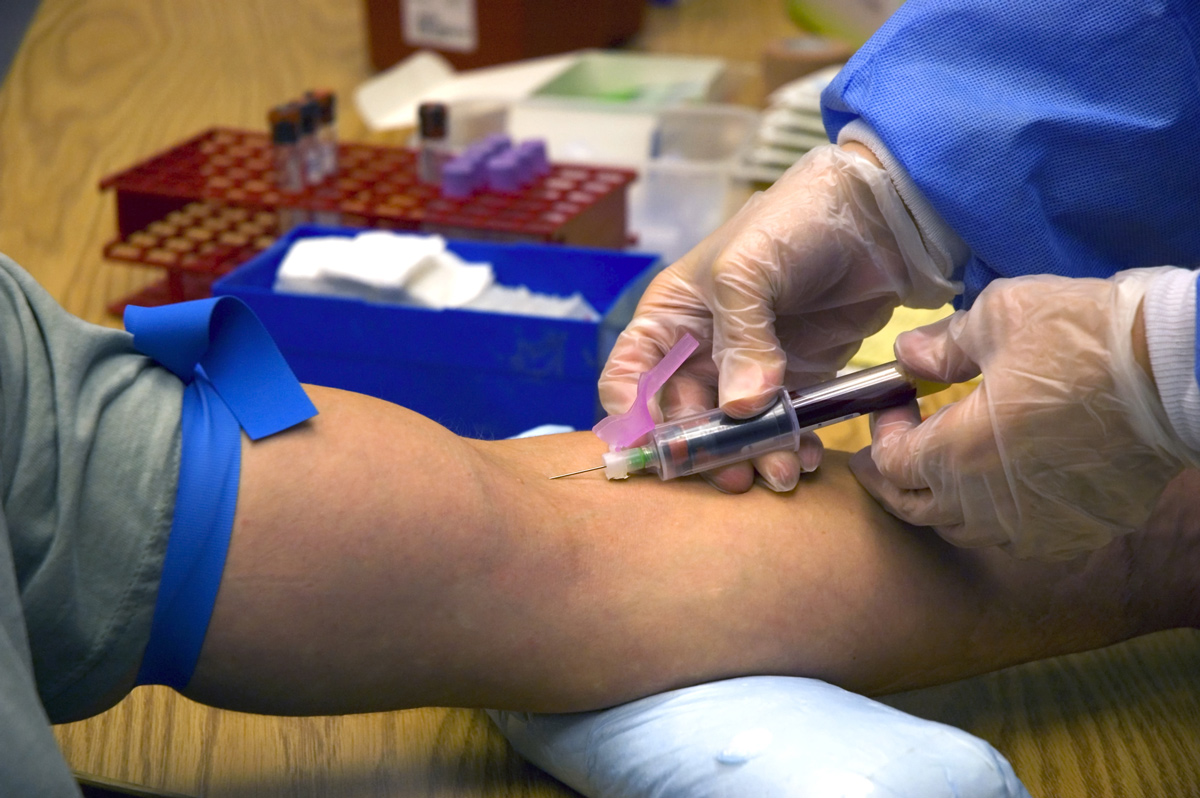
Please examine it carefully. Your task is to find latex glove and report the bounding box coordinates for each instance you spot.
[599,144,957,493]
[851,269,1194,560]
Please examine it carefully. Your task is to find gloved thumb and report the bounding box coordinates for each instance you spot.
[715,348,787,418]
[894,312,981,385]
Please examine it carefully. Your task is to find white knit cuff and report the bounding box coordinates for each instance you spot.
[1144,267,1200,455]
[837,120,969,287]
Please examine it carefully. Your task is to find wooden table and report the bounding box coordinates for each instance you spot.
[3,1,1198,795]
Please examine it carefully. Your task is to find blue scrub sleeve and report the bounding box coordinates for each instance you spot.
[126,297,317,689]
[821,0,1200,305]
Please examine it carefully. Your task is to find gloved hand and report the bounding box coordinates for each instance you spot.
[851,268,1195,560]
[599,144,957,493]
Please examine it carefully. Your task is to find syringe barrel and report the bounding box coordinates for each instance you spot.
[648,388,800,480]
[642,363,941,481]
[788,362,930,428]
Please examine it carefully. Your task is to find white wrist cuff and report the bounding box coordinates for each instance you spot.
[837,120,969,289]
[1144,268,1200,456]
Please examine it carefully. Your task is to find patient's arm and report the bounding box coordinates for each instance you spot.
[183,385,1198,715]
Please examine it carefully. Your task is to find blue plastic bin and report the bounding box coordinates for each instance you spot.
[212,226,661,439]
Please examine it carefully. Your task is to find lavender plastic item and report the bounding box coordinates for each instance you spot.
[440,137,545,198]
[441,158,479,199]
[517,139,550,177]
[458,134,508,168]
[593,333,699,449]
[511,144,537,186]
[512,152,535,187]
[478,133,512,158]
[487,152,523,193]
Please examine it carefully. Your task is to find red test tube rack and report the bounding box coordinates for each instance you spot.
[99,128,636,315]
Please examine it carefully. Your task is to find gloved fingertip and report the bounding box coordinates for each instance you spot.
[759,452,801,492]
[892,328,921,358]
[893,329,943,379]
[895,315,981,384]
[700,474,734,494]
[848,446,877,481]
[719,363,782,419]
[702,463,755,494]
[798,437,823,474]
[721,390,777,419]
[761,470,798,493]
[597,380,637,417]
[941,523,1009,552]
[871,402,922,441]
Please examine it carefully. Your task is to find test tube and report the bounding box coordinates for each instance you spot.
[311,90,338,178]
[269,105,307,231]
[298,96,324,185]
[602,363,946,481]
[269,105,304,194]
[417,102,450,184]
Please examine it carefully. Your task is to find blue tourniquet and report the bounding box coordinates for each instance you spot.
[126,297,317,689]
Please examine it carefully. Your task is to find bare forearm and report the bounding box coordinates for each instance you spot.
[184,386,1180,715]
[471,432,1149,702]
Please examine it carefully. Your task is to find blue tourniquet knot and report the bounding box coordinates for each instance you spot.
[126,297,316,688]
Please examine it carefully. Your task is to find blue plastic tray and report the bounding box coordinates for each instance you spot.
[213,225,660,439]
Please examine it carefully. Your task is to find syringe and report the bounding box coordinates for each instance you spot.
[561,362,947,482]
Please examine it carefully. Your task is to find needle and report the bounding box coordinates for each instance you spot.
[549,464,606,480]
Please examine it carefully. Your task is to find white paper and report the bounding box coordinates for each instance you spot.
[403,0,478,52]
[355,51,579,131]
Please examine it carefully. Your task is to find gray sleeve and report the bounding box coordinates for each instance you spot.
[0,254,182,722]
